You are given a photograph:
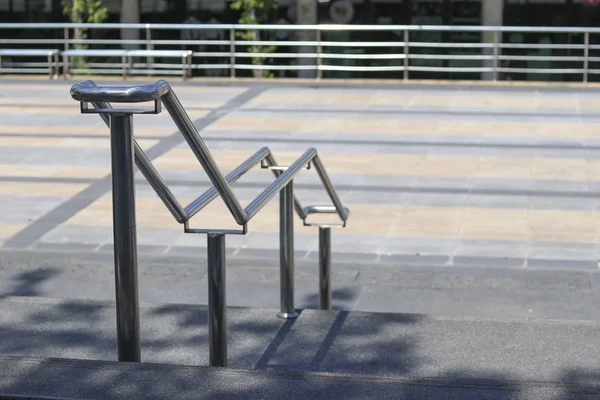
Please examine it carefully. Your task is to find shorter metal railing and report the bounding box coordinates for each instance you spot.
[70,79,349,367]
[3,23,600,82]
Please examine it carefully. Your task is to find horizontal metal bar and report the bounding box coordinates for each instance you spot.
[320,41,407,47]
[245,148,316,221]
[0,49,59,55]
[191,65,231,70]
[496,67,584,74]
[408,66,492,73]
[184,147,271,219]
[408,54,494,60]
[499,43,585,50]
[3,23,600,34]
[319,65,404,72]
[409,42,494,48]
[498,55,585,62]
[235,64,318,71]
[0,68,51,73]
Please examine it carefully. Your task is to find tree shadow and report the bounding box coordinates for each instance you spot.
[0,271,597,398]
[1,267,61,297]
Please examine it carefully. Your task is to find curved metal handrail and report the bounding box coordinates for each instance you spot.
[71,80,350,229]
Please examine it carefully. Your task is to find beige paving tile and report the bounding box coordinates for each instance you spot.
[0,222,26,239]
[248,91,588,110]
[529,210,597,243]
[391,206,464,238]
[461,208,528,240]
[154,149,598,182]
[0,164,108,179]
[211,115,600,139]
[62,194,600,244]
[0,137,158,149]
[0,182,89,196]
[0,125,172,137]
[0,98,224,109]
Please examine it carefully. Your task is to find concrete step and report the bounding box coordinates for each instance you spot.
[1,248,600,322]
[0,295,598,399]
[0,356,598,400]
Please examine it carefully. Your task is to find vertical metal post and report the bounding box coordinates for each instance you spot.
[109,114,141,363]
[63,28,69,79]
[207,233,227,367]
[47,53,52,80]
[278,181,298,319]
[146,24,153,75]
[122,55,127,80]
[54,52,59,80]
[492,31,499,82]
[403,30,409,81]
[318,227,332,310]
[584,31,590,85]
[230,28,236,79]
[316,30,322,80]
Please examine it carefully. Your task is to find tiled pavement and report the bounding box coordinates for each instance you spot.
[2,78,600,269]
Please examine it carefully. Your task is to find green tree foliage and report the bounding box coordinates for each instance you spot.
[228,0,278,78]
[62,0,108,67]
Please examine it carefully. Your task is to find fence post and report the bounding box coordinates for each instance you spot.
[146,24,153,75]
[230,28,236,79]
[584,31,590,85]
[492,30,499,82]
[316,29,322,80]
[403,30,409,81]
[278,180,298,319]
[207,233,227,367]
[109,113,141,363]
[63,27,69,79]
[318,227,332,310]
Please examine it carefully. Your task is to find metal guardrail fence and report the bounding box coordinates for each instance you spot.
[2,23,600,82]
[70,79,349,367]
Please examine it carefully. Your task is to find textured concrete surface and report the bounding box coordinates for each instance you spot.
[2,248,600,321]
[0,356,598,400]
[0,297,598,398]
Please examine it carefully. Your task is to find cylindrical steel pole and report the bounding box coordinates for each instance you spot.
[278,181,298,319]
[207,233,227,367]
[109,114,141,363]
[318,227,332,310]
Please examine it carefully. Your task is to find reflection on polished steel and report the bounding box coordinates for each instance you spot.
[71,79,349,368]
[278,181,298,319]
[208,233,227,367]
[319,227,332,311]
[109,113,141,363]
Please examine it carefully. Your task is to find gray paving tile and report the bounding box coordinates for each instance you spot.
[40,225,113,245]
[379,254,450,266]
[0,195,67,224]
[403,192,467,207]
[530,196,595,211]
[453,256,525,268]
[527,258,598,271]
[467,193,531,209]
[31,241,99,253]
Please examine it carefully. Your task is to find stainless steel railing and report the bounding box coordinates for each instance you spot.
[70,79,349,367]
[3,22,600,82]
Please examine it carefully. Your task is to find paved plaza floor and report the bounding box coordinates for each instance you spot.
[2,77,600,268]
